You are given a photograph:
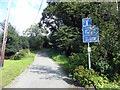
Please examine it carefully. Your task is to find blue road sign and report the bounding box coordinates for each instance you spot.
[83,25,99,42]
[82,18,91,26]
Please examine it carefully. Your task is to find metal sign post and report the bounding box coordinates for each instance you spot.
[82,18,99,74]
[88,42,91,73]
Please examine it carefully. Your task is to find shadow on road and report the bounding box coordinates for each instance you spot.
[29,65,63,80]
[28,50,83,88]
[29,64,81,87]
[36,49,49,57]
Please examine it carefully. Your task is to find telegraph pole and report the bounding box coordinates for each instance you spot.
[0,0,11,67]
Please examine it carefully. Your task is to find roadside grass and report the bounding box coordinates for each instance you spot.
[47,49,69,70]
[0,53,36,88]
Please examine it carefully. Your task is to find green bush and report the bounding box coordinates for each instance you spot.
[47,49,120,88]
[73,65,92,87]
[29,36,44,50]
[68,52,88,69]
[13,53,23,60]
[103,83,119,88]
[47,49,69,70]
[53,55,68,62]
[11,49,30,60]
[47,49,59,58]
[73,65,119,89]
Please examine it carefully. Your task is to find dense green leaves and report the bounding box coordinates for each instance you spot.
[0,22,29,57]
[41,2,120,81]
[50,25,82,56]
[24,24,49,50]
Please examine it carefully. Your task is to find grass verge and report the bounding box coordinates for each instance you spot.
[0,53,36,88]
[47,49,69,70]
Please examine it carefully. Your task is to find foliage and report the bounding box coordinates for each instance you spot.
[47,49,69,70]
[46,49,59,58]
[5,23,20,56]
[24,24,41,37]
[47,49,120,88]
[103,83,119,88]
[24,24,50,50]
[19,36,29,49]
[68,45,88,70]
[50,25,82,56]
[0,22,29,57]
[74,65,119,89]
[28,36,44,50]
[41,2,120,82]
[11,49,31,60]
[0,33,2,52]
[0,22,3,50]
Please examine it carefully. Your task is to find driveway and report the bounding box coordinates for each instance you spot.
[4,50,83,88]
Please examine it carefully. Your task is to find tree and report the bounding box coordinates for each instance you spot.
[0,21,29,57]
[24,24,47,50]
[5,23,20,56]
[41,2,120,77]
[50,25,82,56]
[19,36,29,49]
[24,24,41,37]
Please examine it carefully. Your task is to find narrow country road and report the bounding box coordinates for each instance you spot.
[4,50,82,88]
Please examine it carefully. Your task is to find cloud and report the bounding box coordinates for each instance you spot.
[10,0,47,35]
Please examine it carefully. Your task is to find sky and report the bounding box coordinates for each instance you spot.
[0,0,47,35]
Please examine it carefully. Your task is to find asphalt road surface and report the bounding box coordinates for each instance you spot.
[4,50,83,88]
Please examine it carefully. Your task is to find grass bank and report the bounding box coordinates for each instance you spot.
[47,49,69,71]
[0,53,36,88]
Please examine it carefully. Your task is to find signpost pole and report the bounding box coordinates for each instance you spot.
[116,0,118,11]
[88,42,91,74]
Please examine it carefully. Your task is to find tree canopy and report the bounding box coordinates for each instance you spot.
[0,22,29,57]
[39,2,120,77]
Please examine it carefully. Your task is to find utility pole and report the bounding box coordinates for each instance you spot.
[0,0,11,67]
